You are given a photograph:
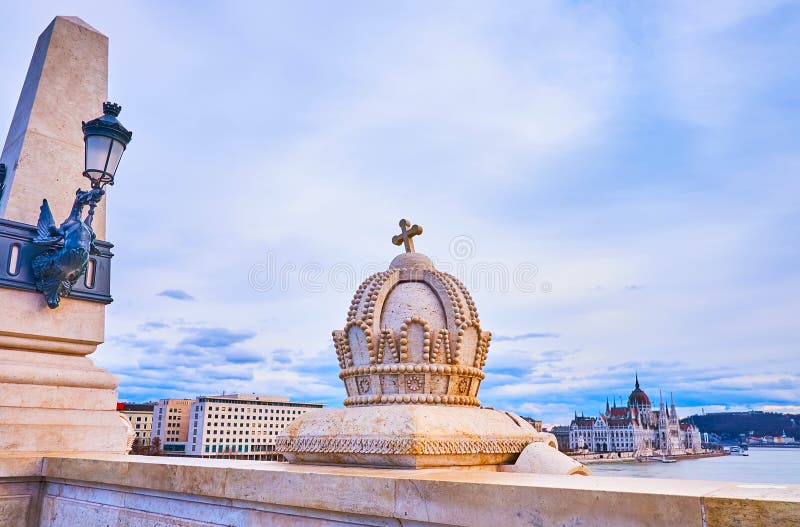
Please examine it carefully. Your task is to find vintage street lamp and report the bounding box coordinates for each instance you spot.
[17,101,133,308]
[81,102,133,219]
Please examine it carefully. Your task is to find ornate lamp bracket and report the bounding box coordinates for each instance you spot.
[29,188,106,308]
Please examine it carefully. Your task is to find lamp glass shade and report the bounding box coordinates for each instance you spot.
[81,102,132,188]
[84,134,117,187]
[107,140,125,179]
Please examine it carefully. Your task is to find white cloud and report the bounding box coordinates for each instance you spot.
[645,0,796,126]
[2,3,798,424]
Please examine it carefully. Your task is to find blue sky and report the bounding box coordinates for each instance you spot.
[1,1,799,425]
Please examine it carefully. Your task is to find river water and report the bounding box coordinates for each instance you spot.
[588,448,800,485]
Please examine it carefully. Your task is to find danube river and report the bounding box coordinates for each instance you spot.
[589,448,800,484]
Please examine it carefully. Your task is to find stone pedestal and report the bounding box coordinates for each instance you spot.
[0,17,127,457]
[279,405,547,468]
[0,288,128,456]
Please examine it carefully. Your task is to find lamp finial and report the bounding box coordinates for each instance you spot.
[102,101,121,117]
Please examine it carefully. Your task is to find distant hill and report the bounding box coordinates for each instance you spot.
[682,411,800,439]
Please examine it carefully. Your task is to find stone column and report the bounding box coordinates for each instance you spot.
[0,17,128,457]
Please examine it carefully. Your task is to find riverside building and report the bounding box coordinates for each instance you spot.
[117,402,155,447]
[568,375,702,455]
[152,398,194,453]
[163,394,324,460]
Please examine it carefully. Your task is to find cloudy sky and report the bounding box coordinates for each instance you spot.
[2,1,799,425]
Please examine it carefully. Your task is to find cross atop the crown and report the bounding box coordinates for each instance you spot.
[392,218,423,253]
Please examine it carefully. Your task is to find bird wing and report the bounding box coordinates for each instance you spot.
[33,199,62,245]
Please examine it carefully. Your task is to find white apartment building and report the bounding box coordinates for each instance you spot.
[186,394,324,460]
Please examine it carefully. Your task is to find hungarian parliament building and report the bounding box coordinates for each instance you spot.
[565,375,702,455]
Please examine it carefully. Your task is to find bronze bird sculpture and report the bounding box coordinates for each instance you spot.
[32,188,104,308]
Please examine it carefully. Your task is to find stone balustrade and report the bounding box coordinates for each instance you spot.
[1,455,798,526]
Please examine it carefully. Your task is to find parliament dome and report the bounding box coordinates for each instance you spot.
[627,374,651,408]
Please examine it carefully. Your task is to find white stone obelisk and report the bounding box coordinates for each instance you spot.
[1,17,109,237]
[0,17,128,456]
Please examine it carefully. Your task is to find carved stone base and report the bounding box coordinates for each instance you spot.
[0,289,128,457]
[0,349,129,456]
[276,405,553,468]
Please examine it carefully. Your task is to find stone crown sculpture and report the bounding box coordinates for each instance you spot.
[334,221,491,408]
[277,219,589,474]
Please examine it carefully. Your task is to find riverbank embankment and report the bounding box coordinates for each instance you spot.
[575,451,727,465]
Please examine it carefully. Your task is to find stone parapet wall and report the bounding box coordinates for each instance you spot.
[0,457,43,527]
[1,455,799,526]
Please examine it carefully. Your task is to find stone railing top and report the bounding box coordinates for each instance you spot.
[4,455,796,527]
